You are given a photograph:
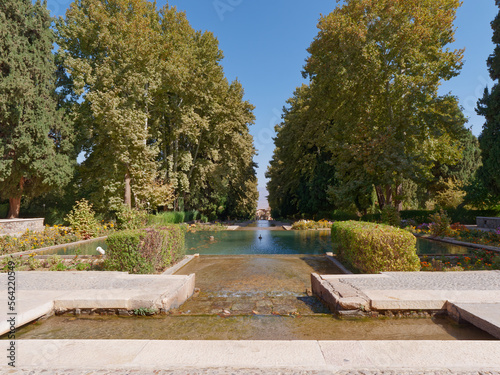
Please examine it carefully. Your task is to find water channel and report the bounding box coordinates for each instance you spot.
[12,220,493,341]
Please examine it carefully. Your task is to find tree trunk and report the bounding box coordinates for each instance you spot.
[124,171,132,209]
[394,183,403,212]
[375,186,386,210]
[7,196,21,219]
[385,185,393,207]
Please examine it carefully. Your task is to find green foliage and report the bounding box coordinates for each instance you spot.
[428,210,452,237]
[332,221,420,274]
[184,210,199,222]
[0,0,74,218]
[65,199,100,240]
[266,85,338,219]
[151,211,186,225]
[268,0,467,218]
[115,206,148,230]
[105,226,185,274]
[381,206,401,227]
[133,307,158,316]
[57,1,257,219]
[291,219,333,230]
[0,226,81,256]
[0,203,8,219]
[475,2,500,202]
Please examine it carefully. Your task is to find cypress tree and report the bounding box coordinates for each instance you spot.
[476,1,500,199]
[0,0,73,218]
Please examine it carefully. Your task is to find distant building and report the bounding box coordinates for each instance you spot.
[256,208,272,220]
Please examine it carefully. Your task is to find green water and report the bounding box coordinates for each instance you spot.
[185,230,332,255]
[186,229,472,256]
[37,225,473,257]
[38,239,106,256]
[416,238,473,255]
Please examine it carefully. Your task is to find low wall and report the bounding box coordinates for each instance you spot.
[476,217,500,230]
[0,218,45,236]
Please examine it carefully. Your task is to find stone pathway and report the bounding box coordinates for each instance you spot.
[2,340,500,373]
[2,370,500,375]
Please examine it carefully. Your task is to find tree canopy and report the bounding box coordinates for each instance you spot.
[476,0,500,203]
[57,0,258,219]
[268,0,474,217]
[0,0,74,218]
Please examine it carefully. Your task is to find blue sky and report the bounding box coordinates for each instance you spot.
[47,0,499,209]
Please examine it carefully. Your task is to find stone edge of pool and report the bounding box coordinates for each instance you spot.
[0,236,108,258]
[0,271,196,337]
[1,339,500,372]
[312,271,500,339]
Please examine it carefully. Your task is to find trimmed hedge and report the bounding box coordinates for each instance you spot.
[332,221,420,274]
[105,226,185,274]
[362,209,500,225]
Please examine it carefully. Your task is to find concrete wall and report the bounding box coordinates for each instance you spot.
[476,216,500,230]
[0,218,45,236]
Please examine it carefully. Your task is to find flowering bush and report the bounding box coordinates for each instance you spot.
[1,253,104,272]
[428,210,451,236]
[0,223,114,256]
[292,219,333,230]
[421,249,500,271]
[0,226,79,256]
[65,199,100,239]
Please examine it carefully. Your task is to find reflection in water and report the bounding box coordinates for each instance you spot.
[416,238,472,255]
[186,230,332,255]
[38,239,106,256]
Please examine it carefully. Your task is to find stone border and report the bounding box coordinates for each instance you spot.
[0,218,44,237]
[311,273,370,317]
[325,252,353,274]
[162,254,199,275]
[416,234,500,253]
[0,236,108,259]
[6,340,500,372]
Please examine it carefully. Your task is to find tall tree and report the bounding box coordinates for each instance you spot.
[303,0,465,211]
[58,2,258,218]
[0,0,73,218]
[57,0,163,210]
[476,0,500,201]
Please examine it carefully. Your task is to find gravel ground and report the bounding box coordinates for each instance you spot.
[2,369,500,375]
[340,271,500,291]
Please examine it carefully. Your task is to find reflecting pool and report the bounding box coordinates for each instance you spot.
[38,239,106,256]
[185,230,332,255]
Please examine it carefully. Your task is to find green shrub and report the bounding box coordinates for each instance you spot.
[149,211,186,225]
[184,210,199,222]
[428,210,451,236]
[115,206,148,230]
[105,226,185,274]
[381,205,401,227]
[65,199,100,239]
[331,221,420,274]
[329,210,360,221]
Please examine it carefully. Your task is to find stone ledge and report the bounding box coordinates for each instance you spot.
[0,218,44,237]
[447,302,500,339]
[3,340,500,371]
[311,273,370,313]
